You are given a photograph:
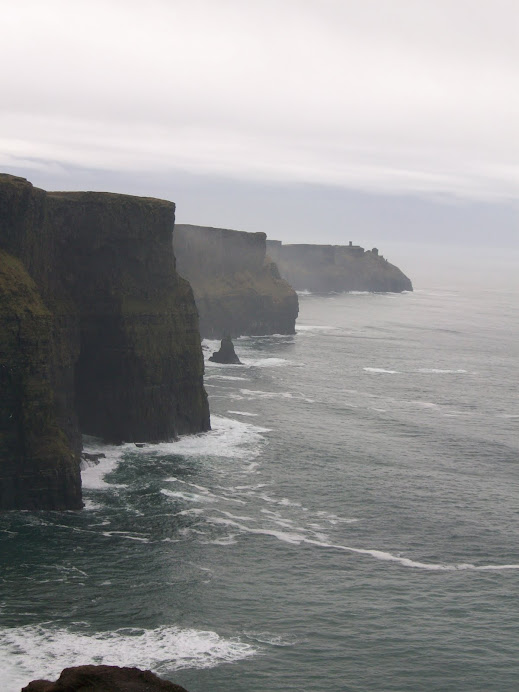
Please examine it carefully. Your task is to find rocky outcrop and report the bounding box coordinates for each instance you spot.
[22,664,189,691]
[174,224,298,337]
[209,336,242,364]
[267,240,413,293]
[0,174,210,510]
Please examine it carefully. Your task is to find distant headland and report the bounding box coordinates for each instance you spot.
[267,239,413,293]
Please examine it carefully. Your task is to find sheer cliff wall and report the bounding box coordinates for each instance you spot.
[0,174,209,510]
[174,224,298,338]
[266,241,413,293]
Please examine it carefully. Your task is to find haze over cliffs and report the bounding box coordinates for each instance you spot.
[267,240,413,293]
[0,174,209,510]
[174,224,298,337]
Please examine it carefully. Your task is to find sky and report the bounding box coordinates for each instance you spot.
[1,0,518,250]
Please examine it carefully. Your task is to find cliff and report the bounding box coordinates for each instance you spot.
[174,224,298,337]
[0,174,209,510]
[266,240,413,293]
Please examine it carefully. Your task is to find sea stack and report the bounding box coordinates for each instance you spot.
[0,174,210,510]
[209,336,242,364]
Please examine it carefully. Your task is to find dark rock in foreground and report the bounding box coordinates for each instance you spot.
[267,240,413,293]
[209,336,242,364]
[0,174,210,510]
[22,664,189,692]
[174,224,299,337]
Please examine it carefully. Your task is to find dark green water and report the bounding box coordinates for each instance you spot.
[1,283,518,691]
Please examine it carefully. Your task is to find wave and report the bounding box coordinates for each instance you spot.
[363,367,400,374]
[206,517,519,572]
[80,440,125,490]
[80,416,269,493]
[0,623,256,692]
[227,410,259,417]
[417,368,469,374]
[149,415,270,460]
[296,325,335,331]
[205,374,250,381]
[241,357,290,368]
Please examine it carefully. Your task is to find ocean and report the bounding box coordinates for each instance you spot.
[1,254,518,691]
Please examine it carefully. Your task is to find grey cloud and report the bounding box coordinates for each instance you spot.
[1,0,518,202]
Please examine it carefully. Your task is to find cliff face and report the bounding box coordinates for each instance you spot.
[0,174,209,510]
[174,224,299,338]
[267,241,413,293]
[0,250,82,510]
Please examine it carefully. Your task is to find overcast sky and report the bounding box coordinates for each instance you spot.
[1,0,517,248]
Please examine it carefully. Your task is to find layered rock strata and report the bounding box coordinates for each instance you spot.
[174,224,299,337]
[267,240,413,293]
[0,174,209,510]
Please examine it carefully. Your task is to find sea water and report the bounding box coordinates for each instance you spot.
[1,262,518,691]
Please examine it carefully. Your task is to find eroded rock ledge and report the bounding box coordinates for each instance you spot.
[0,174,210,510]
[267,240,413,293]
[174,224,299,337]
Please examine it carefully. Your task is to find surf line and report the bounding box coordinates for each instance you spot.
[303,539,519,571]
[209,517,519,572]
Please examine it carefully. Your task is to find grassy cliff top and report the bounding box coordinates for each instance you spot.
[47,190,175,209]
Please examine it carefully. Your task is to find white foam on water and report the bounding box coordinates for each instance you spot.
[80,446,125,490]
[164,479,248,505]
[101,531,151,543]
[238,389,310,402]
[205,374,250,381]
[216,510,258,522]
[81,417,269,491]
[243,631,299,646]
[363,367,400,374]
[296,324,335,331]
[201,338,221,353]
[205,360,245,369]
[257,493,303,508]
[417,368,469,374]
[209,517,306,545]
[410,401,440,409]
[161,486,246,506]
[204,535,239,546]
[161,489,216,504]
[296,289,313,295]
[82,498,102,510]
[0,623,256,691]
[205,517,519,573]
[227,410,259,417]
[239,388,294,399]
[130,415,270,461]
[241,357,290,368]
